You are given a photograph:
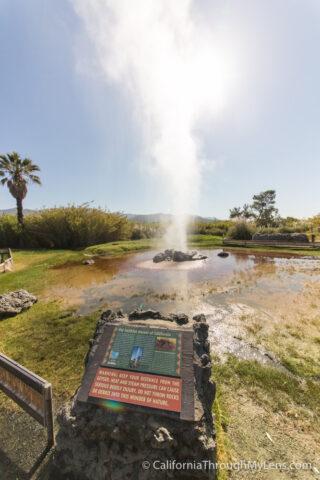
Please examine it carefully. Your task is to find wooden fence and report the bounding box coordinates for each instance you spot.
[0,248,13,273]
[222,239,320,249]
[0,352,54,448]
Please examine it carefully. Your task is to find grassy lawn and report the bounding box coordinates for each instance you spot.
[84,239,157,256]
[0,250,103,412]
[212,356,320,480]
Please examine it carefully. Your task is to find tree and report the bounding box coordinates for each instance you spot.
[0,152,41,227]
[229,204,254,220]
[241,203,254,220]
[251,190,279,227]
[229,207,242,219]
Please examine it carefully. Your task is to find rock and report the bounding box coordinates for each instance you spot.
[193,314,207,323]
[128,309,189,325]
[252,233,309,243]
[128,309,164,320]
[167,313,189,325]
[0,290,37,318]
[217,252,229,258]
[83,259,95,265]
[153,250,207,263]
[151,427,175,449]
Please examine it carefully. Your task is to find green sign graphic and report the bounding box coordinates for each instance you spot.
[101,326,182,377]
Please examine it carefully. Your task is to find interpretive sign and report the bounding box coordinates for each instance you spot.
[89,368,182,412]
[77,324,194,421]
[101,326,182,376]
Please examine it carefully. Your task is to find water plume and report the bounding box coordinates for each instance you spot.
[72,0,234,250]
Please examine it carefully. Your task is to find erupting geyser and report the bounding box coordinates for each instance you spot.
[72,0,236,252]
[153,249,207,263]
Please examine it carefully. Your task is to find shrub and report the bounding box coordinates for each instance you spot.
[188,221,232,236]
[0,214,20,248]
[259,227,277,234]
[0,205,132,249]
[130,222,164,240]
[227,220,254,240]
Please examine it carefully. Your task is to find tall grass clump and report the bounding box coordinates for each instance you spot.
[227,219,254,240]
[188,221,232,236]
[0,214,20,247]
[0,205,131,248]
[130,222,165,240]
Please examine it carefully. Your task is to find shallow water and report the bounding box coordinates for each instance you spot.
[48,248,320,366]
[49,249,320,314]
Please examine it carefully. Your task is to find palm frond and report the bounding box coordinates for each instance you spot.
[28,174,42,184]
[0,152,41,195]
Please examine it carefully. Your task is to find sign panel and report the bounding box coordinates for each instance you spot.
[77,324,194,421]
[89,368,182,412]
[101,326,182,377]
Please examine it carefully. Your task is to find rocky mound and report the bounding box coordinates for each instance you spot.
[153,249,208,263]
[53,309,216,479]
[0,289,37,318]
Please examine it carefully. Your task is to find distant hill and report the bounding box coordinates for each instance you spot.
[126,213,220,223]
[0,208,36,216]
[0,209,220,223]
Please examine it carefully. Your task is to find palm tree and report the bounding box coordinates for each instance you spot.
[0,152,41,227]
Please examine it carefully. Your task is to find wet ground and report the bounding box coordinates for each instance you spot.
[48,248,320,370]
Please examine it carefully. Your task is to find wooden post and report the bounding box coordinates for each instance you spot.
[44,384,55,448]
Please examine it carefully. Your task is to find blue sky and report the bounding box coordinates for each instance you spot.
[0,0,320,219]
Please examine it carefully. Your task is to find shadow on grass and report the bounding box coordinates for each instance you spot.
[0,444,53,480]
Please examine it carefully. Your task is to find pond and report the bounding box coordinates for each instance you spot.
[49,248,319,312]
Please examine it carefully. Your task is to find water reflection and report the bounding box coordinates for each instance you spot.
[48,249,320,315]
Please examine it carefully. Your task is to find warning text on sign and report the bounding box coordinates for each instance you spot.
[89,367,182,412]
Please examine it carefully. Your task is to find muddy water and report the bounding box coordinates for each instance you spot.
[49,249,320,366]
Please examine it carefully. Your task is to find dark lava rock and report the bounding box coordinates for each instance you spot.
[128,309,189,325]
[167,313,189,325]
[217,252,229,258]
[129,309,164,320]
[193,313,207,323]
[83,259,95,265]
[252,233,309,243]
[0,290,37,318]
[153,249,207,263]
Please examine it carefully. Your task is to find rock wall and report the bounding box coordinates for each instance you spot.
[252,233,309,243]
[53,310,216,480]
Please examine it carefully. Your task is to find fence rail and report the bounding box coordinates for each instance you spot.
[222,239,320,249]
[0,352,54,448]
[0,248,13,273]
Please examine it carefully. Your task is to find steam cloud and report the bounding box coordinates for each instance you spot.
[72,0,233,250]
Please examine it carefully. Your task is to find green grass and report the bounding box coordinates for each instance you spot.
[211,355,320,478]
[0,249,101,409]
[0,302,99,407]
[221,243,320,257]
[84,235,223,255]
[0,249,83,295]
[212,355,319,424]
[84,239,156,256]
[187,234,223,248]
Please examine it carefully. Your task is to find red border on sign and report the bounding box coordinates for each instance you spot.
[89,367,182,412]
